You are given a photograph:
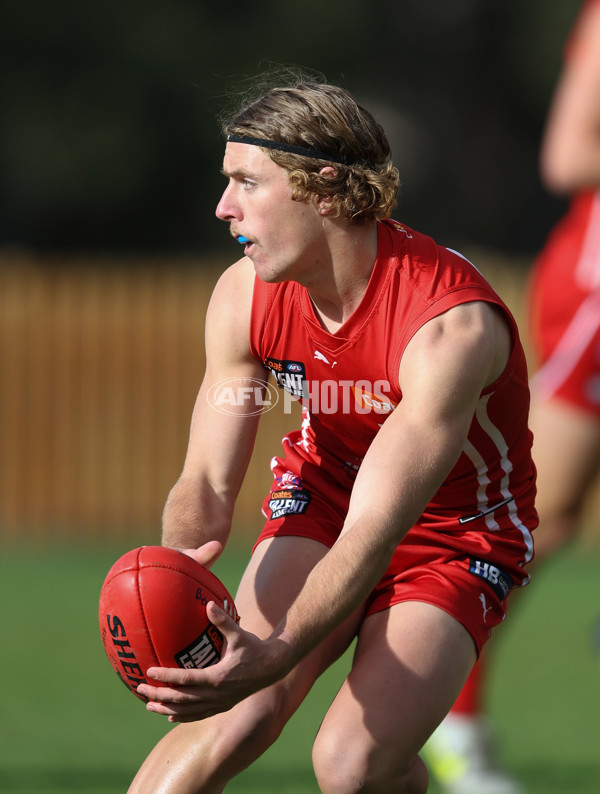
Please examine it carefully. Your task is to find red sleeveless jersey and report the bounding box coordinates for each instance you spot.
[249,220,537,552]
[249,220,537,581]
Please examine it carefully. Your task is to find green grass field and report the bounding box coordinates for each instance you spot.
[1,539,598,794]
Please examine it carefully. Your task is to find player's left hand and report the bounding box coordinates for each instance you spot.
[136,601,294,722]
[181,540,223,569]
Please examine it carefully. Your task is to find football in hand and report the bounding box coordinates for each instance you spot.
[98,545,239,702]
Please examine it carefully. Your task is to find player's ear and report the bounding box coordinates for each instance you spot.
[319,165,337,178]
[316,165,337,215]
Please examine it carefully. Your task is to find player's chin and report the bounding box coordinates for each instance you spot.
[250,257,287,284]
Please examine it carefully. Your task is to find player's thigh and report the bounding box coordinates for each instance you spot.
[313,601,476,778]
[235,534,347,633]
[530,397,600,516]
[234,535,324,632]
[235,535,362,707]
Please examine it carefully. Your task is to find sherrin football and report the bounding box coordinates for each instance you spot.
[98,545,239,702]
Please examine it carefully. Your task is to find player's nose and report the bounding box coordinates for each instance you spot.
[215,184,240,222]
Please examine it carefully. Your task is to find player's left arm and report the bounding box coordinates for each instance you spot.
[138,300,511,719]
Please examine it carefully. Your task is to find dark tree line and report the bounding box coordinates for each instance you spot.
[0,0,582,258]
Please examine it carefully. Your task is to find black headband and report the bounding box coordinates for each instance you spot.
[226,133,369,167]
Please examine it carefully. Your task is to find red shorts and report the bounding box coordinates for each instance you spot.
[528,193,600,416]
[255,445,533,656]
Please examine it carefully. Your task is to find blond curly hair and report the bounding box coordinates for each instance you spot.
[222,76,399,223]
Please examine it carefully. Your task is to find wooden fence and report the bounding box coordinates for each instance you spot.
[0,252,299,545]
[0,249,597,546]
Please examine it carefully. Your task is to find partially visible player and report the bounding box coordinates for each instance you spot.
[528,0,600,558]
[127,75,537,794]
[425,3,600,792]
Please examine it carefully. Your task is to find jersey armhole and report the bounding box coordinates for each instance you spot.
[389,288,508,388]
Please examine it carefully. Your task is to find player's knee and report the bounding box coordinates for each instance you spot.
[313,730,427,793]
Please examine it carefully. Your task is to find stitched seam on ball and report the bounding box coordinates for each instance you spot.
[104,546,145,587]
[136,565,160,666]
[141,562,229,606]
[104,562,139,586]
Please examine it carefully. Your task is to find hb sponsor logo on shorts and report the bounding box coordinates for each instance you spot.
[468,558,513,601]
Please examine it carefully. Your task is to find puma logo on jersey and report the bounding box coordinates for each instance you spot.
[314,350,337,368]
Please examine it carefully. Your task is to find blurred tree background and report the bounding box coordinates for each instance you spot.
[0,0,583,259]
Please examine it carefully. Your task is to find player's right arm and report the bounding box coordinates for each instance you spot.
[161,257,265,553]
[540,0,600,192]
